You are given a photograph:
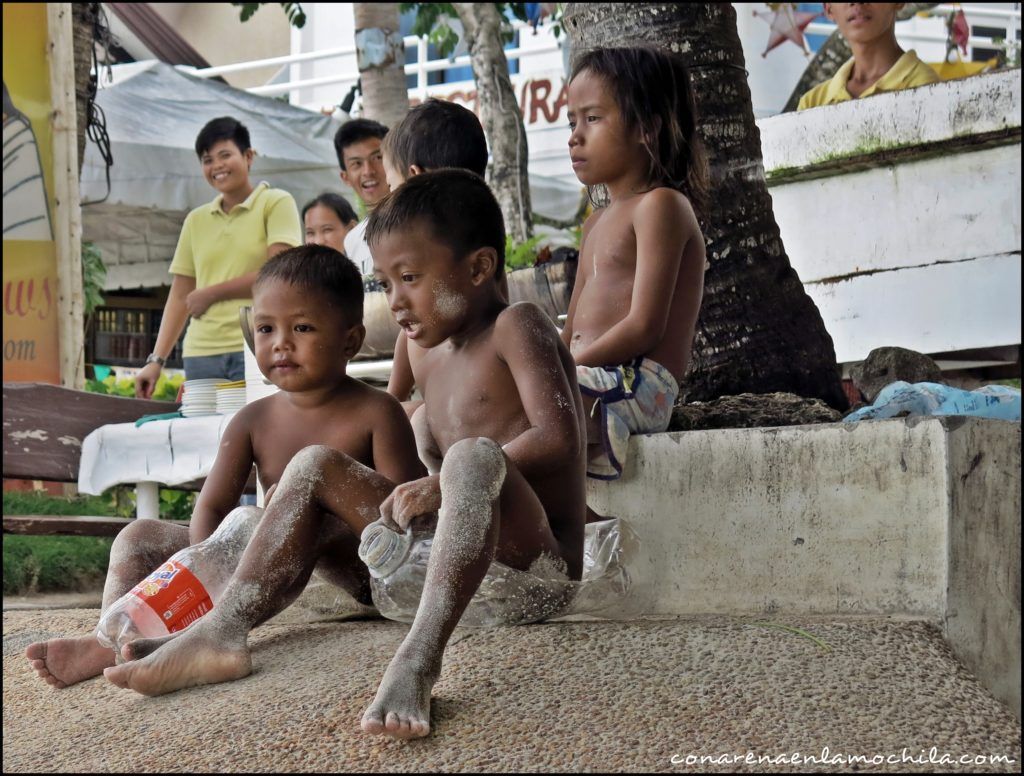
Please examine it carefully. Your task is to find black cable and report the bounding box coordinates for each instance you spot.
[81,3,114,206]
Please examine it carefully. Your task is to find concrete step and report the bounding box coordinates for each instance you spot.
[3,608,1019,772]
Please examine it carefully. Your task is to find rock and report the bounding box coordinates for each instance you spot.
[669,392,842,431]
[849,347,942,403]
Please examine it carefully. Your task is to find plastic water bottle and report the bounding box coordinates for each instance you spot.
[358,519,413,579]
[95,506,261,655]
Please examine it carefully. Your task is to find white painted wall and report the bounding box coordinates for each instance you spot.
[760,70,1021,364]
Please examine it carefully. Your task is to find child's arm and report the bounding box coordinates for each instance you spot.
[559,209,601,348]
[387,330,415,402]
[571,189,695,368]
[371,394,427,486]
[498,303,583,477]
[188,408,259,543]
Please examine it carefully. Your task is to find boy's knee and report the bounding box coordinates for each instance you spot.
[110,518,185,563]
[441,437,506,501]
[282,444,352,491]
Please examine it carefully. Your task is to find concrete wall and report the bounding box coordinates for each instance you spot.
[759,70,1022,365]
[585,416,1021,717]
[944,418,1021,719]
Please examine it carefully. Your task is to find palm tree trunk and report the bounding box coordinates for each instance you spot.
[353,3,409,128]
[563,3,847,409]
[452,3,533,243]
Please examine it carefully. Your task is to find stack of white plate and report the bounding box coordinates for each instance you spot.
[243,344,279,404]
[180,378,220,417]
[215,380,247,415]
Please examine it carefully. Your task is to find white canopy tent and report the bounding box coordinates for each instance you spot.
[80,60,350,290]
[81,60,585,291]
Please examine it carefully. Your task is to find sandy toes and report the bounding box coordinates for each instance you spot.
[25,636,116,689]
[361,653,438,739]
[103,626,251,696]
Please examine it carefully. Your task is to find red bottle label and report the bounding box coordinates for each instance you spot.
[130,559,213,632]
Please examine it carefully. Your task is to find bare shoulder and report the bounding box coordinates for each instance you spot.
[495,302,561,348]
[346,380,410,424]
[636,186,696,223]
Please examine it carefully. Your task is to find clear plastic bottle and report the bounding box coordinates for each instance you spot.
[358,518,413,579]
[95,506,261,655]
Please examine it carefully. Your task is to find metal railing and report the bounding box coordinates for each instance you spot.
[178,5,1020,106]
[181,20,559,103]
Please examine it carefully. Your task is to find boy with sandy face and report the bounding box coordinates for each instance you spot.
[26,245,423,690]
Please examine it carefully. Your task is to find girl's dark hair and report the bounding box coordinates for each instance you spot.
[301,192,359,227]
[570,47,709,223]
[254,244,364,325]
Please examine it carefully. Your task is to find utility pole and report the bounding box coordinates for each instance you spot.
[46,3,85,389]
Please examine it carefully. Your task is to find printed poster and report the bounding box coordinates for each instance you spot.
[3,2,60,383]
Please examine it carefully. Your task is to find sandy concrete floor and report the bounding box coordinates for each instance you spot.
[3,609,1020,773]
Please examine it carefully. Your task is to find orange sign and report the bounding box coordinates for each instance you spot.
[3,2,60,383]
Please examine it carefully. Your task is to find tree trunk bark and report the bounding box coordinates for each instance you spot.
[782,3,938,113]
[452,3,533,243]
[563,3,847,410]
[353,3,409,128]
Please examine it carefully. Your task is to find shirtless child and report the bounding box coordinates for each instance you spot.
[561,47,708,485]
[99,169,587,742]
[26,245,422,688]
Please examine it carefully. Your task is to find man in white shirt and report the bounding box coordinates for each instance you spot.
[334,118,390,275]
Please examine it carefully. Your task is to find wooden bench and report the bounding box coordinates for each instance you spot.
[3,382,249,536]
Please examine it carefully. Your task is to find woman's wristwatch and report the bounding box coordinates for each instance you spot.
[145,353,166,367]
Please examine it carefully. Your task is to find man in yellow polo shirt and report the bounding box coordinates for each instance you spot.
[798,3,939,111]
[135,117,302,397]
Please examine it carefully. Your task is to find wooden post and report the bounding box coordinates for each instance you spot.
[46,3,85,389]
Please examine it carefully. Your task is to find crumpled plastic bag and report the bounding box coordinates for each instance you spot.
[843,381,1021,423]
[370,517,641,627]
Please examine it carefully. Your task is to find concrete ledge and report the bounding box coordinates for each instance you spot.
[586,417,1021,716]
[759,69,1021,182]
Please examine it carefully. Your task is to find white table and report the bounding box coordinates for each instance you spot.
[78,414,234,518]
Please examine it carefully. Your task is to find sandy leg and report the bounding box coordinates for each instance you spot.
[24,637,115,689]
[360,646,440,739]
[103,619,250,696]
[362,438,509,739]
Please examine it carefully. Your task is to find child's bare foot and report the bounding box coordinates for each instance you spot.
[25,636,115,688]
[361,650,440,739]
[103,624,251,696]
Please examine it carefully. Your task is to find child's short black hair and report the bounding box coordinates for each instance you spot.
[382,99,488,177]
[254,244,364,325]
[366,169,505,282]
[333,118,388,170]
[195,116,251,158]
[301,192,359,226]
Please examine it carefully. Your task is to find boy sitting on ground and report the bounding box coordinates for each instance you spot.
[100,170,588,742]
[26,245,422,688]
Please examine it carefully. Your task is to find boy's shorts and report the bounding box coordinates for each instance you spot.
[577,357,679,480]
[370,530,575,628]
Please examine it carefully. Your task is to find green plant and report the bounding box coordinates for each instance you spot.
[505,234,546,271]
[84,372,183,402]
[2,491,118,595]
[81,241,107,317]
[400,3,566,58]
